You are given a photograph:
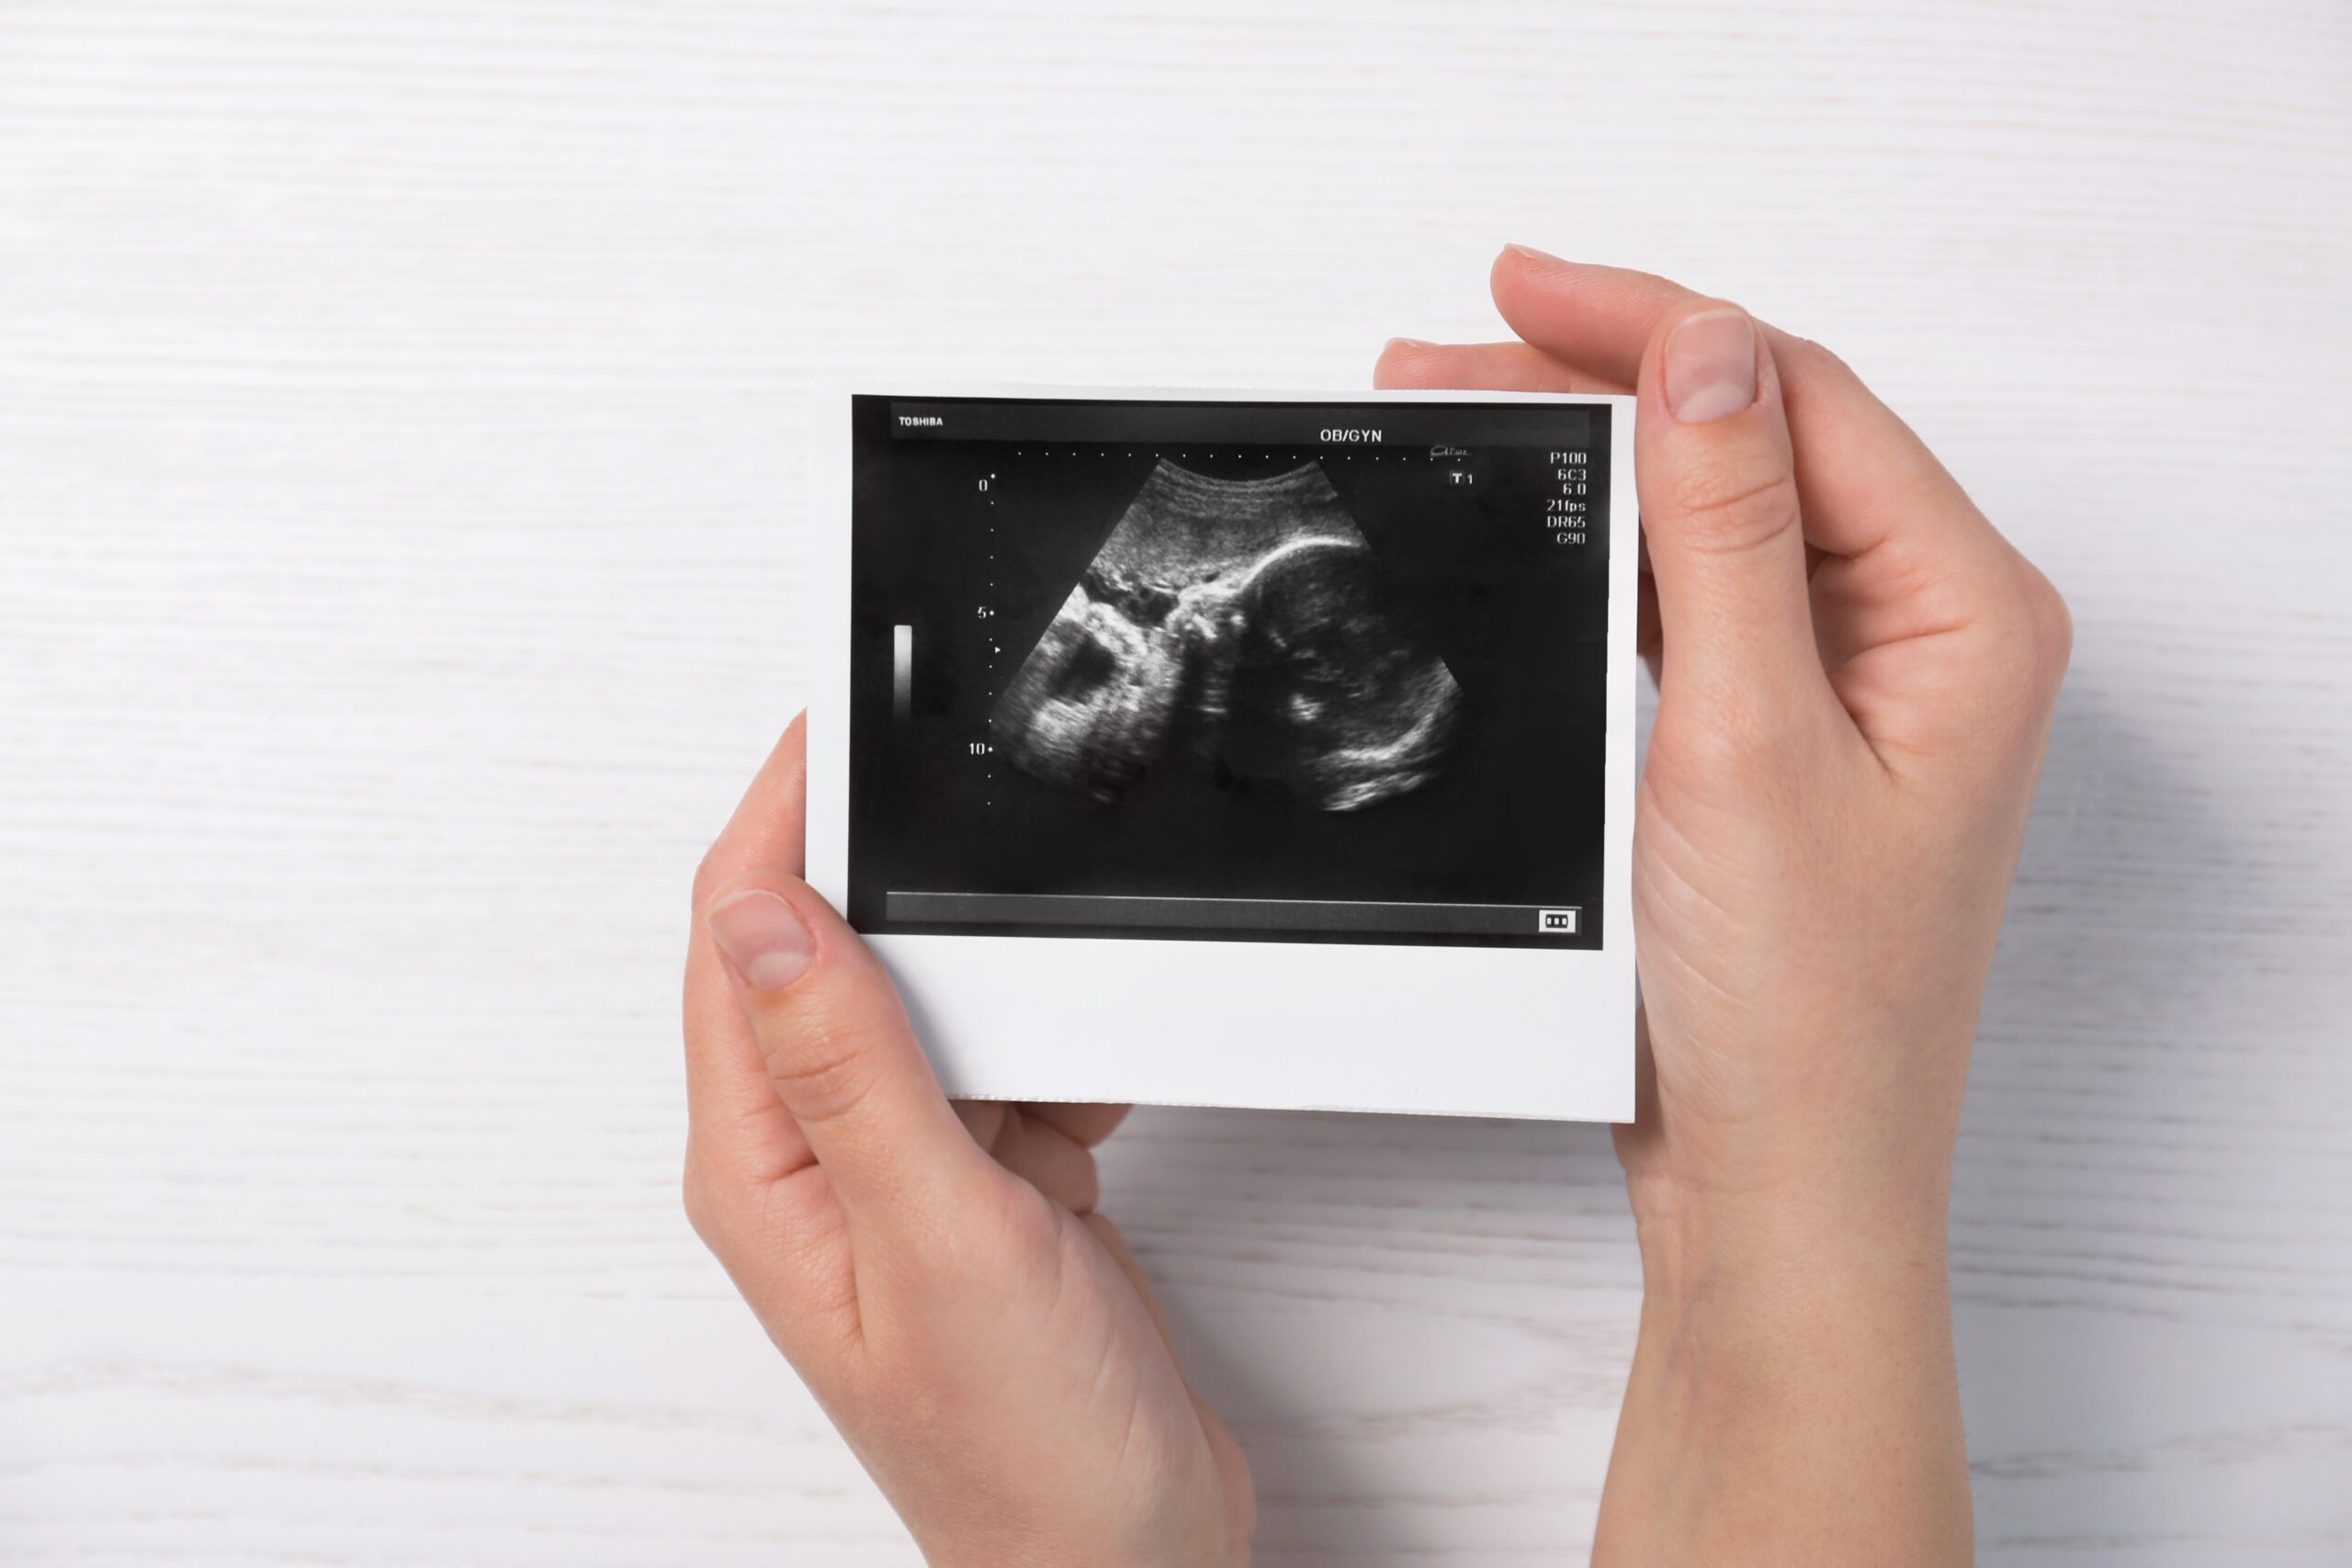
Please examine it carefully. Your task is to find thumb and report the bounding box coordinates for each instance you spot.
[1634,300,1830,718]
[701,876,997,1224]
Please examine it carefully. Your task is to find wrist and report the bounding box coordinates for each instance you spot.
[1629,1198,1957,1438]
[1600,1178,1972,1566]
[1627,1165,1953,1314]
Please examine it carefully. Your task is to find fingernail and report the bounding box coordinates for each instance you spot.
[1662,308,1758,423]
[707,889,814,991]
[1384,336,1435,353]
[1502,243,1563,264]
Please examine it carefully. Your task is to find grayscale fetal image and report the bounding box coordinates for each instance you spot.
[992,461,1463,813]
[847,395,1613,947]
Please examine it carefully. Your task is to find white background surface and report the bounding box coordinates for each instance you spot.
[4,3,2347,1563]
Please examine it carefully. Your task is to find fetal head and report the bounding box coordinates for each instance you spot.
[1216,540,1462,808]
[1241,543,1402,690]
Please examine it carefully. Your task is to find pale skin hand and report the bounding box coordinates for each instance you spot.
[684,246,2065,1566]
[682,719,1253,1568]
[1378,247,2070,1564]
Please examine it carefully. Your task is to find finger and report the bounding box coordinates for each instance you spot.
[1634,298,1838,715]
[703,874,1001,1227]
[1488,246,1690,387]
[1022,1101,1132,1148]
[699,713,809,884]
[1496,250,2068,766]
[684,716,816,1187]
[1373,337,1628,395]
[1489,246,2002,564]
[1637,547,1661,679]
[1370,333,1656,680]
[956,1102,1103,1213]
[952,1100,1004,1147]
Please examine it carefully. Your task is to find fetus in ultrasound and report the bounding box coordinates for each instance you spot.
[991,459,1462,810]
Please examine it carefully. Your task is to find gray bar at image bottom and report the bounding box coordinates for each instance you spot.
[885,891,1579,938]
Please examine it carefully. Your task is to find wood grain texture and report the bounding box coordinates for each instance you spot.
[3,1,2347,1562]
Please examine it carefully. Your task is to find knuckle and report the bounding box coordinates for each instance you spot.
[1779,331,1855,385]
[1079,1210,1127,1256]
[1977,558,2074,697]
[1059,1157,1102,1217]
[2021,567,2075,680]
[1661,459,1802,557]
[763,998,884,1127]
[690,846,730,915]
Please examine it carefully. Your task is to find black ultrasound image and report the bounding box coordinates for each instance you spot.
[993,460,1463,813]
[846,396,1612,949]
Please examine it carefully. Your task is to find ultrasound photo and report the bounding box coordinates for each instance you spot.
[844,395,1615,949]
[993,460,1463,813]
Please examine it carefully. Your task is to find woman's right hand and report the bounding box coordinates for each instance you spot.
[1380,248,2070,1565]
[683,717,1253,1568]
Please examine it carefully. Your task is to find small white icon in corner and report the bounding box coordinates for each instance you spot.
[1538,908,1579,934]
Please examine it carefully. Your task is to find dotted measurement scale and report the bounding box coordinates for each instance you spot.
[981,468,997,806]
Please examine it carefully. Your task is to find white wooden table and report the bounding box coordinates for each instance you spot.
[5,4,2347,1562]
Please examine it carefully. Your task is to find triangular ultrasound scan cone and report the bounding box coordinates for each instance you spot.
[990,459,1463,812]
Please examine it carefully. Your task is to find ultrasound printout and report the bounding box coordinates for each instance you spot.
[846,395,1613,949]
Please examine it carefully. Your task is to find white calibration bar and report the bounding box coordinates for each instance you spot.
[892,624,911,719]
